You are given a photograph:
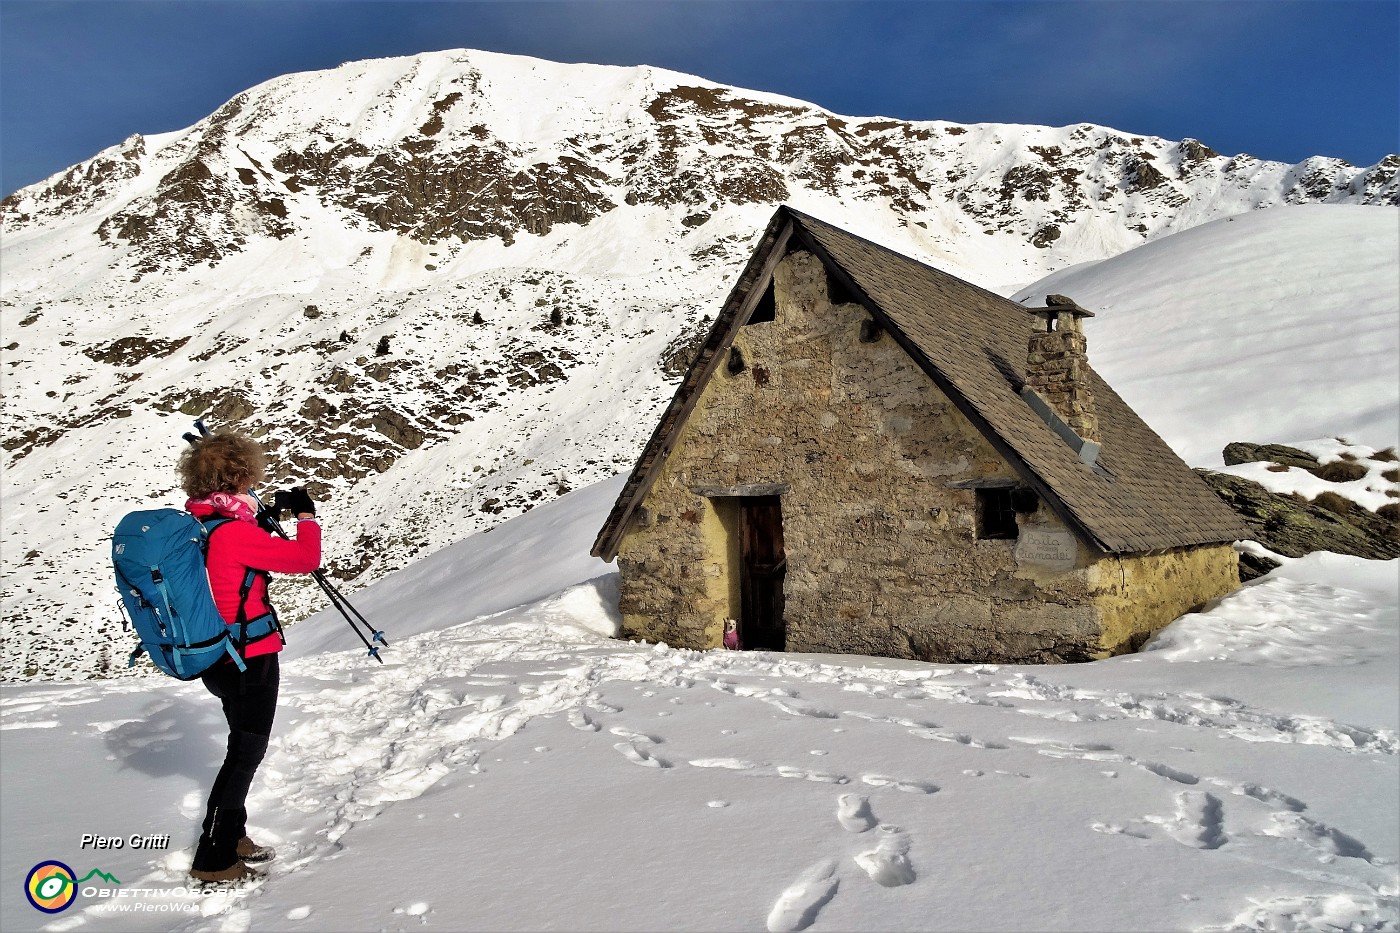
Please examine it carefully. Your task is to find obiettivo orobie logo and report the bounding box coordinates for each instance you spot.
[24,861,121,914]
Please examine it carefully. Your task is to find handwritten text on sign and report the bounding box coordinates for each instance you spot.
[1015,528,1078,571]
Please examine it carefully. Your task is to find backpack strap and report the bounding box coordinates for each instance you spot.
[202,516,283,652]
[128,637,245,671]
[150,567,175,621]
[232,566,281,648]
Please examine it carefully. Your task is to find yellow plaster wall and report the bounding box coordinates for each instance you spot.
[1087,544,1241,656]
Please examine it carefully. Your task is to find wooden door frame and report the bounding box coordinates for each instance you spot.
[737,495,787,651]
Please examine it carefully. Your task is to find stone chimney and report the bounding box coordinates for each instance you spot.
[1023,295,1100,445]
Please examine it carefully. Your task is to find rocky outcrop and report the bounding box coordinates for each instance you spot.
[1221,442,1320,469]
[658,316,710,377]
[85,97,299,276]
[83,335,190,367]
[1,134,146,224]
[1200,441,1400,580]
[1196,470,1400,574]
[271,141,616,245]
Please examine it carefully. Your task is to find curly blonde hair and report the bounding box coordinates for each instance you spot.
[177,430,267,498]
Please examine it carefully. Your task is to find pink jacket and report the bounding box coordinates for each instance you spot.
[187,499,321,658]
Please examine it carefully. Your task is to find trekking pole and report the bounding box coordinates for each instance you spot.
[183,420,389,663]
[248,489,390,665]
[307,569,387,645]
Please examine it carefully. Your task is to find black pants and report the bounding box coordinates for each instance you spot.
[192,653,279,871]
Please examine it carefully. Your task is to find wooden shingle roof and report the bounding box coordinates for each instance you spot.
[593,206,1248,560]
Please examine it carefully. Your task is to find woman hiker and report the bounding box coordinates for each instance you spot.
[176,429,321,884]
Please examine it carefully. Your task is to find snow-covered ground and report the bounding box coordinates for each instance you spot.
[3,475,1397,932]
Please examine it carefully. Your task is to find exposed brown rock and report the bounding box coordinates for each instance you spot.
[1222,442,1319,469]
[1197,470,1399,562]
[371,408,426,449]
[83,335,190,367]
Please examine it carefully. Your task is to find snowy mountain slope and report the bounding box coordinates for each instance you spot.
[6,49,1394,275]
[1,47,1397,681]
[1,477,1395,932]
[1014,204,1400,466]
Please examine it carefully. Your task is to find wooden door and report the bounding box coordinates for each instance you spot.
[739,496,786,651]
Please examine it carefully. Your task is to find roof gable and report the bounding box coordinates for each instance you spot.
[593,207,1248,560]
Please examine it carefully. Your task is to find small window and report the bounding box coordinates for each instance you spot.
[826,267,857,306]
[727,346,747,376]
[1010,488,1039,515]
[976,488,1019,540]
[745,281,776,325]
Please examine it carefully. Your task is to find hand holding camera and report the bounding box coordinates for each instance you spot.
[273,487,316,518]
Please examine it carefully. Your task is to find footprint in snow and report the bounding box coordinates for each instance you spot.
[614,742,670,768]
[910,728,1007,749]
[1146,791,1228,850]
[767,859,839,933]
[1262,812,1374,862]
[1215,779,1306,812]
[1138,760,1200,785]
[861,774,939,794]
[1007,737,1120,761]
[775,765,848,784]
[1091,821,1150,839]
[690,757,760,771]
[762,696,839,719]
[854,825,916,888]
[837,793,876,832]
[567,709,599,732]
[689,758,848,783]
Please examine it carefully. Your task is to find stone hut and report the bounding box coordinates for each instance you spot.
[592,207,1247,663]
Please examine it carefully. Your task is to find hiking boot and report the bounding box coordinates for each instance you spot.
[236,836,275,864]
[189,860,259,887]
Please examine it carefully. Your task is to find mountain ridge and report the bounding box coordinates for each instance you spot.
[7,48,1395,273]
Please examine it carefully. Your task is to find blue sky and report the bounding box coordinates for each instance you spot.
[2,0,1396,197]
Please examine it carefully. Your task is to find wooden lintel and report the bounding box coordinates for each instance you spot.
[691,483,790,498]
[945,478,1019,490]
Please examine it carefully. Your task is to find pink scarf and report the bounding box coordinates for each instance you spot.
[189,491,259,523]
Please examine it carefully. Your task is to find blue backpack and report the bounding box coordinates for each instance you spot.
[112,509,281,679]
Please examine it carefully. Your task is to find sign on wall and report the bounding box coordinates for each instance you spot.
[1014,527,1078,571]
